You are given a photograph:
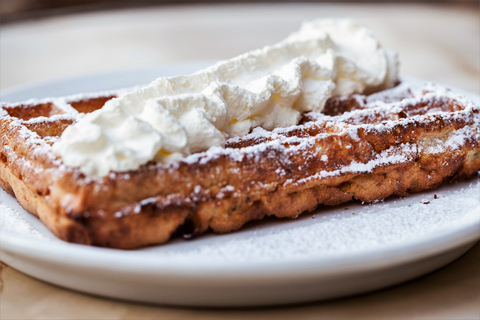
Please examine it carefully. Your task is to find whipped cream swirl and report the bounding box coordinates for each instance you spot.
[53,18,399,176]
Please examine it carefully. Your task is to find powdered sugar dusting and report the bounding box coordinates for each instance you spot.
[287,143,417,187]
[1,175,478,259]
[174,82,479,188]
[0,188,54,240]
[1,79,478,183]
[142,176,480,263]
[0,86,132,107]
[0,204,50,240]
[23,113,80,124]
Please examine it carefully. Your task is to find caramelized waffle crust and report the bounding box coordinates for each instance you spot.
[1,83,479,249]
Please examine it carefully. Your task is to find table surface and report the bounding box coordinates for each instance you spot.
[0,3,479,319]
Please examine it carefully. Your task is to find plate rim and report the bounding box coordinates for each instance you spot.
[1,202,480,280]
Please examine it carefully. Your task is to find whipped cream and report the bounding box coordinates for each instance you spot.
[53,18,399,176]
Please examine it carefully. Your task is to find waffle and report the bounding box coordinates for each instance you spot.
[1,82,479,249]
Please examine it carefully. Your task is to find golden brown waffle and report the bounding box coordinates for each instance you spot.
[1,83,479,248]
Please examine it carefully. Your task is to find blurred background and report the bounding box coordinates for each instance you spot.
[1,0,478,23]
[1,0,479,94]
[0,0,476,17]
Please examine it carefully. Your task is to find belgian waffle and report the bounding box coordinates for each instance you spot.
[1,82,479,249]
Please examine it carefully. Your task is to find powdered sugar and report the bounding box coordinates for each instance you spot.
[141,176,480,263]
[24,113,80,124]
[1,174,478,259]
[1,80,478,185]
[0,190,51,240]
[0,86,132,107]
[0,205,49,240]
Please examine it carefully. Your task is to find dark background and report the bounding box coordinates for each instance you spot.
[1,0,478,24]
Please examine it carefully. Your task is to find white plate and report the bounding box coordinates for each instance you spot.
[1,66,479,307]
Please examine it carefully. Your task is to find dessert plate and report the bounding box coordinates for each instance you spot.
[1,64,479,307]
